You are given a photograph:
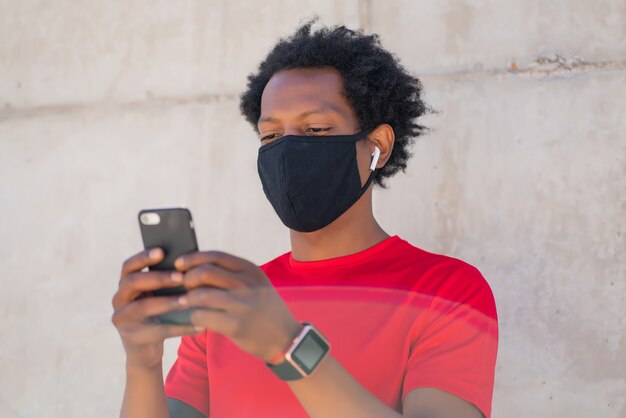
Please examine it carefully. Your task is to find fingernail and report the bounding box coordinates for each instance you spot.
[171,272,183,282]
[178,295,188,306]
[149,248,162,259]
[194,326,205,332]
[174,258,184,269]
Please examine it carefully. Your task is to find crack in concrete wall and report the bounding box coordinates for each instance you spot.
[0,93,239,123]
[423,56,626,81]
[1,56,624,122]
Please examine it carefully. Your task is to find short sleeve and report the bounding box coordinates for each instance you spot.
[164,332,210,417]
[402,264,498,418]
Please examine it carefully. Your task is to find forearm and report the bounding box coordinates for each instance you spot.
[288,355,403,418]
[120,362,169,418]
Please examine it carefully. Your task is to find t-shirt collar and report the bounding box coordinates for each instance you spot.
[287,235,402,271]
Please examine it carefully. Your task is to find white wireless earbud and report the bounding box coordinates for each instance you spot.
[370,146,381,171]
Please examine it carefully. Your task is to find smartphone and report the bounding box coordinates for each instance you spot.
[138,207,198,325]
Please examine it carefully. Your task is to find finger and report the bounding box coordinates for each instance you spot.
[113,270,183,309]
[183,264,244,290]
[185,287,243,312]
[189,308,238,336]
[113,294,189,321]
[175,250,253,273]
[118,323,204,344]
[121,248,164,278]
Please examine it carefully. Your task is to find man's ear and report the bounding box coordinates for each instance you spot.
[367,124,395,169]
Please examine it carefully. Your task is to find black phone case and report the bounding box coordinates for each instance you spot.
[138,208,198,325]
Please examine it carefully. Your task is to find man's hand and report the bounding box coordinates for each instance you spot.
[175,250,302,362]
[111,248,204,370]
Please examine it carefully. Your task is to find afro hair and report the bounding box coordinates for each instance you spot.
[240,20,429,187]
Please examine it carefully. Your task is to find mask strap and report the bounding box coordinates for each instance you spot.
[354,146,380,199]
[356,146,380,191]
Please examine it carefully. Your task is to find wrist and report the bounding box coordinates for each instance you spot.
[266,323,331,381]
[125,363,163,383]
[267,343,291,366]
[266,321,304,365]
[125,357,163,375]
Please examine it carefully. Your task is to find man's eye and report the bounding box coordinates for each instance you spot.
[307,127,332,134]
[261,133,279,141]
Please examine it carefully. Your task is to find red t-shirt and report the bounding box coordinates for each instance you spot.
[165,236,498,417]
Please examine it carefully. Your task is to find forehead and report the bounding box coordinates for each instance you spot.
[260,68,351,118]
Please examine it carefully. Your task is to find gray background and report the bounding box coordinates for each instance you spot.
[1,1,624,417]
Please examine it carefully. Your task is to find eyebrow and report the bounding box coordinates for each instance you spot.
[258,106,343,124]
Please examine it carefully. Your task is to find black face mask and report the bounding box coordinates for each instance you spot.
[257,131,377,233]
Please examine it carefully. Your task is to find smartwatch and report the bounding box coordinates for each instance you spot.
[266,323,330,381]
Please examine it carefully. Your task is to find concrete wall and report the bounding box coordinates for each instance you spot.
[1,1,624,417]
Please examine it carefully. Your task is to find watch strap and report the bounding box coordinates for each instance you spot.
[266,359,305,381]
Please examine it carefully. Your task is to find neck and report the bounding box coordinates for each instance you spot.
[289,191,390,261]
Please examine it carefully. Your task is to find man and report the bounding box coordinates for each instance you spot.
[112,21,498,418]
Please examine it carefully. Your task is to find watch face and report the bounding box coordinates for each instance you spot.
[292,330,329,374]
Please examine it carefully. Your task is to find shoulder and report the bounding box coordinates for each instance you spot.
[392,238,497,319]
[259,252,291,277]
